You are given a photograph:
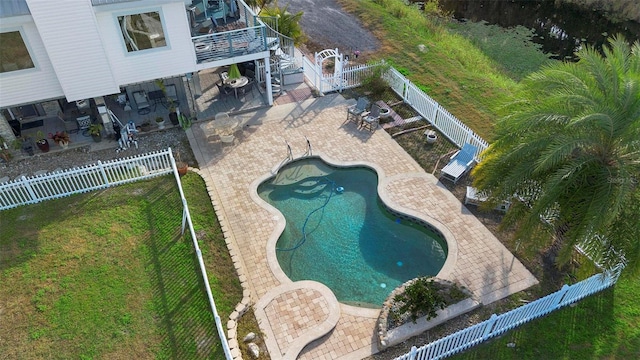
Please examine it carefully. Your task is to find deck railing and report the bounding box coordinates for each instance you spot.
[0,148,233,359]
[192,25,267,63]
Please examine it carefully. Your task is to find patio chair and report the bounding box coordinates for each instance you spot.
[132,91,151,115]
[164,84,180,107]
[216,82,233,98]
[440,143,478,184]
[347,97,369,126]
[76,115,92,136]
[238,79,254,100]
[206,0,226,27]
[361,104,380,132]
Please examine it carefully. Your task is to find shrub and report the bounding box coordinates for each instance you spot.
[360,63,391,97]
[392,277,446,323]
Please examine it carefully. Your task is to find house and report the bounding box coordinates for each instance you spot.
[0,0,299,144]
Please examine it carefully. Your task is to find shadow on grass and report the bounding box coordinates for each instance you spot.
[143,187,225,359]
[0,189,113,272]
[450,288,617,359]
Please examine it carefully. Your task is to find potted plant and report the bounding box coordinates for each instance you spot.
[175,150,188,176]
[35,130,50,152]
[0,135,8,149]
[51,131,70,149]
[424,129,437,144]
[14,136,34,156]
[88,123,102,142]
[141,121,152,132]
[0,148,11,162]
[168,105,179,126]
[178,112,192,130]
[155,116,166,130]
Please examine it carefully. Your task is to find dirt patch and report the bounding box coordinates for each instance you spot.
[287,0,380,56]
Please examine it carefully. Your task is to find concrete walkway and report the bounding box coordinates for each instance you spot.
[187,93,538,359]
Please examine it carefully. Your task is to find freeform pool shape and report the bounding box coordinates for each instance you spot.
[258,158,448,307]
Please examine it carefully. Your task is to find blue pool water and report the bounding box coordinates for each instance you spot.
[258,158,447,307]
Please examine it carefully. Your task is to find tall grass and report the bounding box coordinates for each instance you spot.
[338,0,554,140]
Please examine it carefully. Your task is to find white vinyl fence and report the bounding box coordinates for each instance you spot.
[0,148,233,359]
[385,67,489,158]
[301,61,488,159]
[395,267,621,360]
[0,149,173,210]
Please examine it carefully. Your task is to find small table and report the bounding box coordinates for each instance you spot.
[148,90,165,110]
[465,186,510,212]
[224,76,249,98]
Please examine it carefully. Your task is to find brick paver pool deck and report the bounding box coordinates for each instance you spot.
[187,93,538,359]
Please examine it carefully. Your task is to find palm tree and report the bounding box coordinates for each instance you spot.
[472,35,640,277]
[259,1,306,45]
[243,0,273,14]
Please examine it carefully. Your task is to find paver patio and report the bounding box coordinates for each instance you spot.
[187,93,538,359]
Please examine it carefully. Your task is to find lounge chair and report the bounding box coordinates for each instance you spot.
[440,143,478,183]
[347,97,369,126]
[132,91,151,115]
[361,104,380,132]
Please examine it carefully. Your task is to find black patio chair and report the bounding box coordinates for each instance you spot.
[216,82,233,98]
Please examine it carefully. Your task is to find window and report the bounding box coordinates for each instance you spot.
[118,11,166,52]
[0,31,34,73]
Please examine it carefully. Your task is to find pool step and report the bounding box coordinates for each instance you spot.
[294,180,328,195]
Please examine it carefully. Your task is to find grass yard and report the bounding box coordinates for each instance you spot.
[0,173,242,359]
[448,275,640,359]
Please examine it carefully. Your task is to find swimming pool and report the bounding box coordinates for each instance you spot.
[257,158,448,307]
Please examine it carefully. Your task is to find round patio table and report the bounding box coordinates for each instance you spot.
[201,112,246,143]
[224,76,249,98]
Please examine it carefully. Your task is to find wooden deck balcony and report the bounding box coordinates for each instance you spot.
[192,25,272,63]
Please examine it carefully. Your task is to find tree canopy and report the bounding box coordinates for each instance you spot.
[472,35,640,277]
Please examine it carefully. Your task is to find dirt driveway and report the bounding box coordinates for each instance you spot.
[286,0,380,56]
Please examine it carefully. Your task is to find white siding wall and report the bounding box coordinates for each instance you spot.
[0,16,64,108]
[25,0,120,101]
[96,2,197,85]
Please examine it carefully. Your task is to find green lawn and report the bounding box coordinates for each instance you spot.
[0,173,242,359]
[448,275,640,359]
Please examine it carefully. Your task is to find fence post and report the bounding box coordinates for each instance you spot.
[431,105,439,126]
[409,345,417,360]
[21,176,39,205]
[182,198,188,235]
[553,284,570,309]
[482,314,498,340]
[404,76,410,103]
[98,160,110,187]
